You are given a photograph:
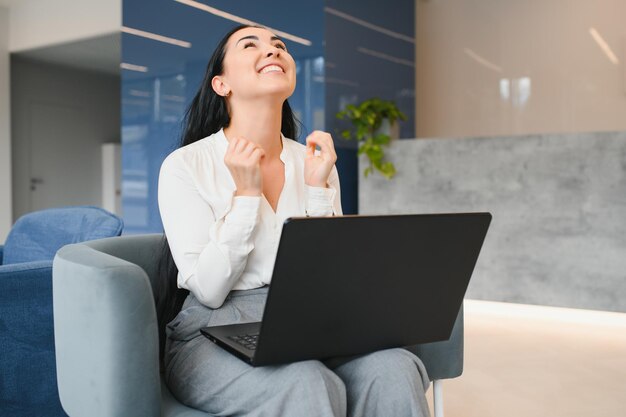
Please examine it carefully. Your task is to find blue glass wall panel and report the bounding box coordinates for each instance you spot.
[121,0,414,231]
[324,0,415,214]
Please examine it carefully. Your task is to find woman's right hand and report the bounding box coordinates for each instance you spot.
[224,136,265,196]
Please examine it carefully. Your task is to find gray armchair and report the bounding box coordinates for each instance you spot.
[53,234,463,417]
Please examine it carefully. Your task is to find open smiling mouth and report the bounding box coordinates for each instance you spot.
[259,65,284,74]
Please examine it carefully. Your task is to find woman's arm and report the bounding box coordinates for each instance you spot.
[158,153,260,309]
[305,165,342,216]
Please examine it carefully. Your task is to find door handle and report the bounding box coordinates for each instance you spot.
[30,177,44,191]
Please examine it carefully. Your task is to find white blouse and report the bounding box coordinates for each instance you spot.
[158,129,343,309]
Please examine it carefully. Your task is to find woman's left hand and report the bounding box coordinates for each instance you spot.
[304,131,338,188]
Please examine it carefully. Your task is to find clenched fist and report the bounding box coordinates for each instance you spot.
[224,136,265,196]
[304,131,337,188]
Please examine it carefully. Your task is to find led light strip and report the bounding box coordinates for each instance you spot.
[313,76,359,87]
[129,89,151,97]
[174,0,312,46]
[465,299,626,328]
[122,26,192,48]
[120,62,148,73]
[589,27,619,65]
[325,7,414,44]
[464,48,502,73]
[357,46,414,68]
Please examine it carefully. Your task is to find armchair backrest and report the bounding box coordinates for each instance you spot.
[3,206,123,264]
[83,233,163,294]
[53,234,163,417]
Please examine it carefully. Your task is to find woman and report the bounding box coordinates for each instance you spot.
[158,24,431,417]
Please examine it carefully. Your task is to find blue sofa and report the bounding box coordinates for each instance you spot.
[0,206,123,416]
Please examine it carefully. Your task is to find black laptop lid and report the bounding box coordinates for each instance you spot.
[253,213,491,365]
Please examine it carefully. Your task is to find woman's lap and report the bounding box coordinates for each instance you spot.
[164,289,430,416]
[166,335,346,416]
[167,337,430,417]
[331,348,431,417]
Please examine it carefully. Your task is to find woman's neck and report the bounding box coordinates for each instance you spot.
[224,99,284,160]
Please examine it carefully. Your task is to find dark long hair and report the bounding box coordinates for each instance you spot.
[155,24,299,367]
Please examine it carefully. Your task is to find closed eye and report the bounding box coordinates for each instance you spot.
[243,41,256,48]
[275,43,287,51]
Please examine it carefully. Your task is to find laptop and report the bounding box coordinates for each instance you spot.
[201,213,492,366]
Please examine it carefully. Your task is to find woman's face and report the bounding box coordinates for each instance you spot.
[216,27,296,101]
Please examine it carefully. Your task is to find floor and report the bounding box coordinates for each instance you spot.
[424,300,626,417]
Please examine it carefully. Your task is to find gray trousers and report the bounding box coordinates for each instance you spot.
[164,287,431,417]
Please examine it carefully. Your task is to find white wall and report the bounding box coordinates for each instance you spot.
[11,58,120,220]
[415,0,626,138]
[0,7,11,242]
[8,0,121,52]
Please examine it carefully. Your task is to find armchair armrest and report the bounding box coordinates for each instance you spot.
[0,260,66,415]
[406,304,464,381]
[0,244,4,264]
[53,243,161,417]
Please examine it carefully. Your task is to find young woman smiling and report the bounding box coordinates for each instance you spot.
[157,24,431,417]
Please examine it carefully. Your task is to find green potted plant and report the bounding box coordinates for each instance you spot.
[336,98,407,179]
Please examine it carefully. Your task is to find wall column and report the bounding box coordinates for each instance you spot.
[0,7,12,241]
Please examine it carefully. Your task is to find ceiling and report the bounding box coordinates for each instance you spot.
[13,33,121,75]
[1,0,120,75]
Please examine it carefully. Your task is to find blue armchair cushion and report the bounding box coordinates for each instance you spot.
[2,206,123,265]
[0,260,66,416]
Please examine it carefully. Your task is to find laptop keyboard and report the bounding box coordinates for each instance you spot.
[228,333,259,350]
